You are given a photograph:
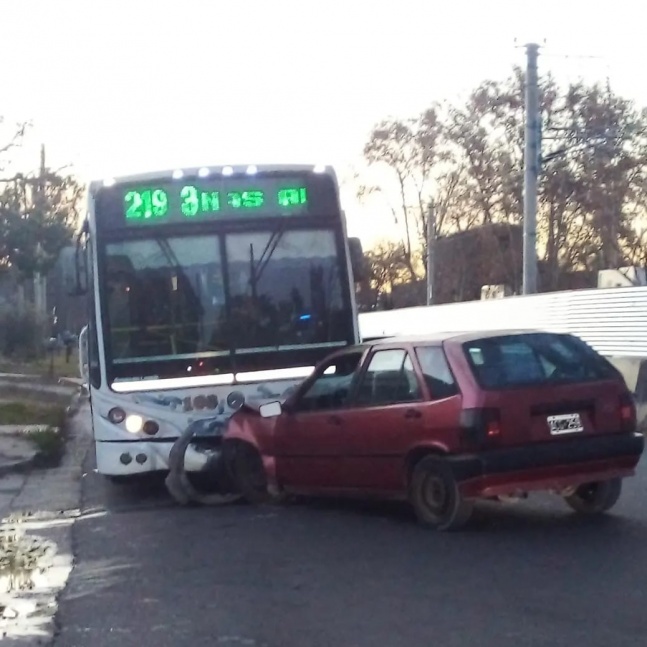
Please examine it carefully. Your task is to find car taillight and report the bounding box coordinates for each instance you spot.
[460,408,501,448]
[618,393,637,432]
[486,417,501,438]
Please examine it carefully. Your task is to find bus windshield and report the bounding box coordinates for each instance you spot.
[103,228,349,367]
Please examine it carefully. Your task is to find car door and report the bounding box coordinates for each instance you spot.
[341,347,426,492]
[274,350,364,491]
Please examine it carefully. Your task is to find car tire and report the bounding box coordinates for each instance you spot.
[563,478,622,514]
[410,456,474,531]
[232,444,272,505]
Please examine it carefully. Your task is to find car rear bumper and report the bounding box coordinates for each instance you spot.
[449,432,644,498]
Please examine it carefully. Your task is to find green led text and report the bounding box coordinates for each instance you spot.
[227,191,264,209]
[278,187,307,207]
[125,189,169,219]
[123,183,309,223]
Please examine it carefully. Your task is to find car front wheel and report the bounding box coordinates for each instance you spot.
[410,456,474,531]
[232,444,271,505]
[563,478,622,514]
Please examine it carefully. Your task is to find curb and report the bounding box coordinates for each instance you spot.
[0,454,35,478]
[0,386,85,480]
[65,390,88,418]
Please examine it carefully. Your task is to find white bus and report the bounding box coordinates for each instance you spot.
[66,164,363,491]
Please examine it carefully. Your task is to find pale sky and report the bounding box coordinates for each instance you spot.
[0,0,643,245]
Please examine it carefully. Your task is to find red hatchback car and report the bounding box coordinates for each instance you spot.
[223,330,644,530]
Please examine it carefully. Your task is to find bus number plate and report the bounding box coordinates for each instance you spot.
[183,394,219,412]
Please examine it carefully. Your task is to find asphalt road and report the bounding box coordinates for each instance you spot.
[54,432,647,647]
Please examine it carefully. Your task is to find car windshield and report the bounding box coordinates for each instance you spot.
[103,228,349,364]
[463,333,618,389]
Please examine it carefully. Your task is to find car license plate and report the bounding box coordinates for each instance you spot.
[547,413,583,435]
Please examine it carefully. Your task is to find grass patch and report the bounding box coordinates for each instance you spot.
[25,426,66,468]
[0,351,80,379]
[0,401,67,427]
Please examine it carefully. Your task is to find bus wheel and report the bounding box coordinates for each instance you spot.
[106,475,130,485]
[166,423,241,506]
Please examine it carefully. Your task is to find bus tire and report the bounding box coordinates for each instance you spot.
[106,475,130,485]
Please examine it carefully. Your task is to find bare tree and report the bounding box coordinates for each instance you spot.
[359,67,647,300]
[361,108,443,278]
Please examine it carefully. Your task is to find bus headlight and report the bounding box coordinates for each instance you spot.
[125,414,144,434]
[108,407,126,424]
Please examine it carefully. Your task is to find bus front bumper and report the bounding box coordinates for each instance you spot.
[96,439,217,476]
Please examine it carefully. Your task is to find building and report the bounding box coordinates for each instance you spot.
[384,223,597,309]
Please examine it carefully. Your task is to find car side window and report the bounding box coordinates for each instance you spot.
[296,352,363,412]
[355,349,422,407]
[415,346,459,400]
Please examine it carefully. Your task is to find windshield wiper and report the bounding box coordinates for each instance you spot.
[248,221,289,293]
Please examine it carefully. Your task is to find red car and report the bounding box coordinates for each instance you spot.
[223,331,644,530]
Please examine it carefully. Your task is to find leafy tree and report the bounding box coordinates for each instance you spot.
[361,109,442,278]
[0,166,82,279]
[359,241,414,309]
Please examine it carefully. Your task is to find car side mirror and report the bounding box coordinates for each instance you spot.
[259,401,283,418]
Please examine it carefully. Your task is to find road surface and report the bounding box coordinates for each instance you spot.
[54,423,647,646]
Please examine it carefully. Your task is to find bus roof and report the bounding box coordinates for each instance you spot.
[89,164,338,194]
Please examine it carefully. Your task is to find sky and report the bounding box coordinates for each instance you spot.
[0,0,644,245]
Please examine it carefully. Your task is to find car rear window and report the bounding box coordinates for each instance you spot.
[463,333,618,389]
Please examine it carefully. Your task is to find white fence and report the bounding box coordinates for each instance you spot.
[358,286,647,359]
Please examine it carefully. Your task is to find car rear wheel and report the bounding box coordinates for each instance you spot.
[410,457,474,531]
[563,478,622,515]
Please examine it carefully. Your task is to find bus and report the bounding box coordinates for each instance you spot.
[66,164,363,490]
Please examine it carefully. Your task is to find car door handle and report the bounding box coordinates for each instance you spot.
[404,409,422,419]
[327,415,342,425]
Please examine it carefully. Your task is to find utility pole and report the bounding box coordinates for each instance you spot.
[34,145,47,318]
[522,43,540,295]
[426,201,435,305]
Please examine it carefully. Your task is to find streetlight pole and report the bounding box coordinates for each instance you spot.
[523,42,540,295]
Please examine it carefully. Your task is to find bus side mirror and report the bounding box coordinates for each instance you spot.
[348,237,368,283]
[60,239,88,296]
[78,326,89,386]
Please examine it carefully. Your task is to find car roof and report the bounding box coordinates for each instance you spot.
[355,328,555,350]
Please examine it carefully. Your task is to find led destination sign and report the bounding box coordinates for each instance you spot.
[125,185,307,221]
[122,177,309,226]
[94,172,340,230]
